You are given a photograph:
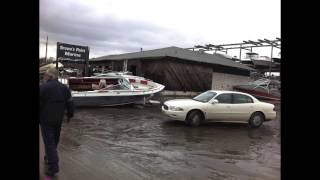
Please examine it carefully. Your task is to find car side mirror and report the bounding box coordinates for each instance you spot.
[211,99,219,104]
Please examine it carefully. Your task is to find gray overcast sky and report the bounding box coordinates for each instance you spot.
[40,0,280,59]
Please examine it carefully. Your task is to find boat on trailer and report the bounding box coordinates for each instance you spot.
[59,73,165,107]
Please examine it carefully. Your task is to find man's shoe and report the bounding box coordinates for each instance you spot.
[45,169,57,177]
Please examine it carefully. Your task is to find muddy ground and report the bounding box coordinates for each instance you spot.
[40,101,280,180]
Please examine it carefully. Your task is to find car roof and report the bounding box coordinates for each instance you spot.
[208,90,257,99]
[208,90,239,94]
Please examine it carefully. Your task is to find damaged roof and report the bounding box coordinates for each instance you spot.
[90,46,255,71]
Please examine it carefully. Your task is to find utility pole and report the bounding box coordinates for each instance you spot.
[45,36,48,63]
[239,44,242,60]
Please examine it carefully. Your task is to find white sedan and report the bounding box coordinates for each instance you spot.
[162,90,276,127]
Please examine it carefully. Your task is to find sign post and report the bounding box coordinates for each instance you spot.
[86,47,90,76]
[56,42,60,70]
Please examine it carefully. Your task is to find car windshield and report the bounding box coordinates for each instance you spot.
[193,91,217,102]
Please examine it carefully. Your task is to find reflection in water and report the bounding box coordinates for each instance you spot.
[160,120,274,160]
[40,104,280,180]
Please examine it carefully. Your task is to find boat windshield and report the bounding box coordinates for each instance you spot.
[193,91,217,103]
[119,78,132,89]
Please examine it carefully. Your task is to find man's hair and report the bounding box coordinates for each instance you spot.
[45,67,59,79]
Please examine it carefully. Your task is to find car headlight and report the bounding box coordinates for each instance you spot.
[169,106,184,111]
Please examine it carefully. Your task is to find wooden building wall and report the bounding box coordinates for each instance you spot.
[89,57,251,92]
[141,58,212,92]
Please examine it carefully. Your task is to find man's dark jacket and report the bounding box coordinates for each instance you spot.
[40,79,74,125]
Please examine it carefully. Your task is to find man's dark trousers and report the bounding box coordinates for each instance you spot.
[40,123,62,173]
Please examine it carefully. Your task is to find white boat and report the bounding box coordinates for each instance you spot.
[239,52,256,68]
[251,56,277,68]
[59,73,165,107]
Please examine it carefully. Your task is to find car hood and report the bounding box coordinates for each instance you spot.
[164,99,204,107]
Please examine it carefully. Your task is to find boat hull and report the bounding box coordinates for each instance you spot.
[73,94,150,107]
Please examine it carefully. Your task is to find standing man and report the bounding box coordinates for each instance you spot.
[40,67,74,177]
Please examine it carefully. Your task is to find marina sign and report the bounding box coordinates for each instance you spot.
[56,42,89,61]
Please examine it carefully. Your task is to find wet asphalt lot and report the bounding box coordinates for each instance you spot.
[40,101,280,180]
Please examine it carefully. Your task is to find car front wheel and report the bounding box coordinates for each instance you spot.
[248,112,265,128]
[186,111,203,127]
